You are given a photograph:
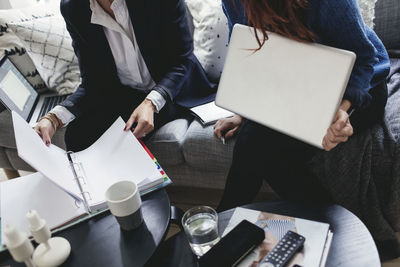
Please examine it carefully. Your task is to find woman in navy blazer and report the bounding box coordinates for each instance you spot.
[34,0,215,151]
[216,0,390,210]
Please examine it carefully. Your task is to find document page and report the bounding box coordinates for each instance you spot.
[75,117,162,207]
[12,111,80,198]
[1,172,86,245]
[190,101,234,125]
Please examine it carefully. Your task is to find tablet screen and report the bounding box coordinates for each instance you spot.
[0,57,38,120]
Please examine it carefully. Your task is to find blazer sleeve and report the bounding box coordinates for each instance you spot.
[315,0,383,109]
[58,17,87,118]
[59,0,98,118]
[154,0,200,100]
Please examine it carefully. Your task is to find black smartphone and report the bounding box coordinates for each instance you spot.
[198,219,265,267]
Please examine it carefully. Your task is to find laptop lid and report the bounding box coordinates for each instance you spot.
[216,24,356,148]
[0,56,38,121]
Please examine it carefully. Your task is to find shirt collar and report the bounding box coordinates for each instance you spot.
[89,0,124,34]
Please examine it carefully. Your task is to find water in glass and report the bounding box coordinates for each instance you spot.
[184,212,220,256]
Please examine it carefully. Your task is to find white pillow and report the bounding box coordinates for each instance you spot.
[357,0,378,28]
[0,4,80,95]
[0,23,46,93]
[185,0,229,82]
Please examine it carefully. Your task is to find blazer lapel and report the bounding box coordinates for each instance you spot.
[89,23,118,75]
[77,0,118,76]
[125,0,160,80]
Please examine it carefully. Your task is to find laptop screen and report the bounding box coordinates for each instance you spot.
[0,57,38,120]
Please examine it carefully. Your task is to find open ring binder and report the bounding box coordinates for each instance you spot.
[67,151,92,214]
[10,113,172,224]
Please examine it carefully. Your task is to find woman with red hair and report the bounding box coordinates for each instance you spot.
[216,0,390,210]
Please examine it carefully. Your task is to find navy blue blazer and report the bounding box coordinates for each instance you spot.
[60,0,216,117]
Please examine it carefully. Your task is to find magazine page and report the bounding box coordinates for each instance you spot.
[223,207,330,267]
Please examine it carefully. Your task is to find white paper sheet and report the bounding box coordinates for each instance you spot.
[190,101,234,125]
[12,112,163,211]
[12,111,80,198]
[1,172,86,245]
[75,117,161,207]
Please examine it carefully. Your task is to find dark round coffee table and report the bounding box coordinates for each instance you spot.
[155,201,381,267]
[0,189,171,267]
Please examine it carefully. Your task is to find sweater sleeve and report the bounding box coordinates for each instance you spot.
[222,0,247,40]
[315,0,380,109]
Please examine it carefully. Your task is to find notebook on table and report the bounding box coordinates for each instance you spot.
[216,24,356,148]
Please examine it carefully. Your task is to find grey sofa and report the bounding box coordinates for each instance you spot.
[0,100,235,189]
[0,0,399,193]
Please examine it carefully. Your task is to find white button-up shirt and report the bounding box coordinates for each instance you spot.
[51,0,166,125]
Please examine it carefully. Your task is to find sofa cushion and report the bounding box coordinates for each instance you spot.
[185,0,229,82]
[0,4,80,95]
[4,148,35,171]
[163,164,229,189]
[374,0,400,49]
[357,0,378,28]
[146,116,193,166]
[182,119,235,171]
[0,147,13,170]
[0,24,46,94]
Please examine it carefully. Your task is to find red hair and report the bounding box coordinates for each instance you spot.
[239,0,316,49]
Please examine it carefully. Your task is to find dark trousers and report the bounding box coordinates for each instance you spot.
[217,82,388,211]
[65,88,187,152]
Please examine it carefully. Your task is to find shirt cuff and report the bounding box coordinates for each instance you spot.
[146,90,166,113]
[49,105,76,127]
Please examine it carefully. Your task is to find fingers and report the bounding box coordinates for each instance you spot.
[132,119,154,138]
[225,126,239,140]
[326,127,349,144]
[322,122,354,151]
[33,126,43,138]
[323,108,354,151]
[322,136,338,151]
[214,123,230,139]
[125,113,138,131]
[214,116,243,141]
[34,123,54,146]
[213,119,226,139]
[333,110,348,131]
[42,130,52,146]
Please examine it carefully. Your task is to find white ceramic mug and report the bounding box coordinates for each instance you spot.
[105,180,143,231]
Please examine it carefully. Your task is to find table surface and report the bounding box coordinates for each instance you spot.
[156,201,381,267]
[0,189,171,267]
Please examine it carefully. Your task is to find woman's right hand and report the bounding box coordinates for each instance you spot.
[213,114,243,141]
[34,118,57,146]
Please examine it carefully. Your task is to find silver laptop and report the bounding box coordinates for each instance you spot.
[0,56,70,126]
[216,24,356,148]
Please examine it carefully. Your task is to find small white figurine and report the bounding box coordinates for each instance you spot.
[27,210,71,267]
[4,224,36,267]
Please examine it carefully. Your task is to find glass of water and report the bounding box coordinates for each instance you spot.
[182,206,220,257]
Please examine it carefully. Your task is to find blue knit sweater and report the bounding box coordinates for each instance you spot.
[222,0,390,109]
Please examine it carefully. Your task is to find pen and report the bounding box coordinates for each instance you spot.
[348,108,355,117]
[221,136,226,145]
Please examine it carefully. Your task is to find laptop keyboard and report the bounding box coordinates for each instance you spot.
[37,94,70,121]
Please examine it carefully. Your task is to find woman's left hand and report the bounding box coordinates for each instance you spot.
[322,101,353,151]
[125,99,156,138]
